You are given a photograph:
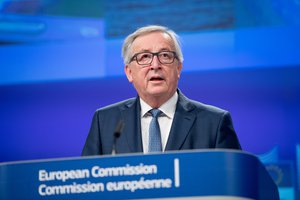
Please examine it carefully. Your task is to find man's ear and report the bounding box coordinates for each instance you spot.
[177,62,183,79]
[124,65,133,83]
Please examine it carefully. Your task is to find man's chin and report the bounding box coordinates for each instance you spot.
[147,87,168,96]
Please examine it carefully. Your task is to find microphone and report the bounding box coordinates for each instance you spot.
[111,120,124,155]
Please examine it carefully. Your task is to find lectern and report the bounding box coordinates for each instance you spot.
[0,150,279,199]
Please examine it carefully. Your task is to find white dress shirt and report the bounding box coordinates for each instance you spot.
[140,92,178,153]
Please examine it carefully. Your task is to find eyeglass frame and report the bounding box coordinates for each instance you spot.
[129,51,178,66]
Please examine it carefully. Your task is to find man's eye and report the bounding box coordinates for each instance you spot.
[142,54,151,58]
[161,52,172,58]
[139,54,151,60]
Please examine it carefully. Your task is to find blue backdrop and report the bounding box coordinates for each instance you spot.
[0,0,299,199]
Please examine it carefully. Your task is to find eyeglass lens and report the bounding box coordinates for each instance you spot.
[136,51,175,65]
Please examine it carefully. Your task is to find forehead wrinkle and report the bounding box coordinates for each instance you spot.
[131,32,175,54]
[134,47,173,54]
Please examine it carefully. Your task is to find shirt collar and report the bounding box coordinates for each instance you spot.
[140,92,178,119]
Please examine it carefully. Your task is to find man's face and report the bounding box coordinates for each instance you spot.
[125,32,182,105]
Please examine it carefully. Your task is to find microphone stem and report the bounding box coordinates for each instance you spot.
[112,120,124,155]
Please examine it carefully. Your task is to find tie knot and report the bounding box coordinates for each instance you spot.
[149,109,162,118]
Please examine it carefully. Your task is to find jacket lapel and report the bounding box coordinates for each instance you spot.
[119,98,143,153]
[165,92,196,151]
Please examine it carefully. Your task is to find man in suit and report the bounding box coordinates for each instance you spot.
[82,25,241,156]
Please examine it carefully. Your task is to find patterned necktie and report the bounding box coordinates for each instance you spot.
[148,109,162,152]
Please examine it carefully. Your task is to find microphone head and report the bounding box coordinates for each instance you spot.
[114,131,121,138]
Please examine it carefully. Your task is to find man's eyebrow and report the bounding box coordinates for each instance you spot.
[159,48,172,51]
[136,48,172,53]
[137,49,152,53]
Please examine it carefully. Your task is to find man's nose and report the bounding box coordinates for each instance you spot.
[150,55,161,69]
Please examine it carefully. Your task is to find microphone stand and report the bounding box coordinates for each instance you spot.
[112,120,124,155]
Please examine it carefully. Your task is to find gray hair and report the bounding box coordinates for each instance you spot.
[122,25,184,65]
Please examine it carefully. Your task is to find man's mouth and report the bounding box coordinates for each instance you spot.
[149,75,164,81]
[150,77,164,81]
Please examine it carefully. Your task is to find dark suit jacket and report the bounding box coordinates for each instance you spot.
[82,91,241,156]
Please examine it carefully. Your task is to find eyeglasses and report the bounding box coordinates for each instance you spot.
[129,51,177,66]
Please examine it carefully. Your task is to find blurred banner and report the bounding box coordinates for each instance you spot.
[1,1,300,199]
